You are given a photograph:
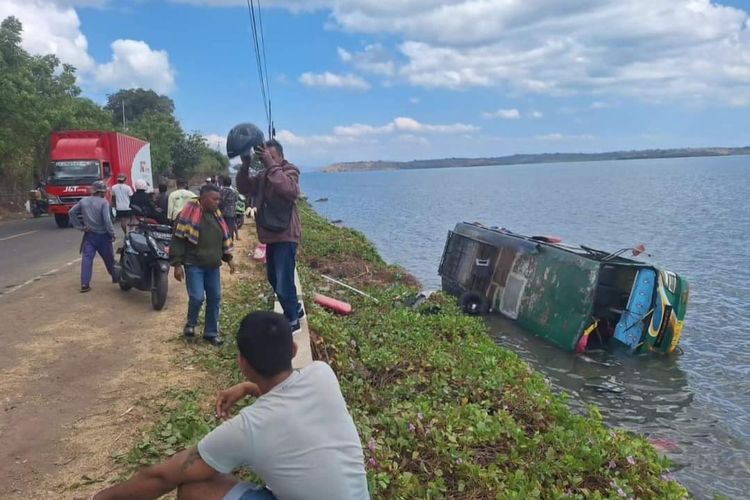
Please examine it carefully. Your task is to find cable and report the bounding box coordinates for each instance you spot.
[247,0,268,125]
[245,0,274,138]
[257,0,274,137]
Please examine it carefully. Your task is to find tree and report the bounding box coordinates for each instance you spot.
[171,133,208,179]
[0,16,111,197]
[128,111,184,175]
[105,88,175,127]
[196,147,230,175]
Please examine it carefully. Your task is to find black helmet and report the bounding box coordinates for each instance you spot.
[226,122,265,159]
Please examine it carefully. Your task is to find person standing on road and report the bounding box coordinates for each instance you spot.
[170,184,235,347]
[110,173,133,236]
[219,176,239,241]
[167,179,195,224]
[69,181,117,293]
[236,139,303,332]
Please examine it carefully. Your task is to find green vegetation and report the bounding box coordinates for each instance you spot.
[0,16,110,199]
[118,202,687,499]
[0,16,228,206]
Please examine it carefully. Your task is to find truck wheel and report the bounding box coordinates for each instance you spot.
[151,268,169,311]
[459,291,488,316]
[54,214,69,228]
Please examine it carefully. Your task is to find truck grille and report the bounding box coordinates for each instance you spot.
[61,196,84,204]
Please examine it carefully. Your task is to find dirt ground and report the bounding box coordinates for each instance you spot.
[0,231,255,499]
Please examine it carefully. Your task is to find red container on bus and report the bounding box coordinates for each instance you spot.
[45,131,153,228]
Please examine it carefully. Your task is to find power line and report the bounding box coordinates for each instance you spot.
[246,0,274,138]
[257,0,273,137]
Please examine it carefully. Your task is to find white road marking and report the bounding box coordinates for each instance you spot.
[0,258,81,297]
[0,230,37,242]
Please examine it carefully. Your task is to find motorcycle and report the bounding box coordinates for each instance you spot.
[28,183,49,218]
[116,206,172,310]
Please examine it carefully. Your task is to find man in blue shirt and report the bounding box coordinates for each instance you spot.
[69,181,117,293]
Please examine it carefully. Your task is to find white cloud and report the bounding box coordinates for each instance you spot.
[530,110,544,118]
[178,0,750,106]
[0,0,95,72]
[337,47,352,62]
[333,117,478,136]
[274,117,477,162]
[338,43,396,76]
[482,108,521,119]
[535,133,595,141]
[2,0,178,94]
[203,133,227,154]
[95,40,176,94]
[275,116,477,147]
[299,71,371,90]
[409,97,420,104]
[590,101,610,109]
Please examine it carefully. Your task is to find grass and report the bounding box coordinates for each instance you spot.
[118,201,688,499]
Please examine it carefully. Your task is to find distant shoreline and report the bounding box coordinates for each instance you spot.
[322,146,750,173]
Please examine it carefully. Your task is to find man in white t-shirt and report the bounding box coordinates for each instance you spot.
[93,311,370,500]
[110,173,134,235]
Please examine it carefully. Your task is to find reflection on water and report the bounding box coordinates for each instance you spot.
[302,156,750,498]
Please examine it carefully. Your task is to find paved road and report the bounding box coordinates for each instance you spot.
[0,216,94,294]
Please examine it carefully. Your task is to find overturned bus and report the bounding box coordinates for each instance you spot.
[438,222,689,355]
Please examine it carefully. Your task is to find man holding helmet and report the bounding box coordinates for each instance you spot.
[68,181,117,293]
[228,123,304,333]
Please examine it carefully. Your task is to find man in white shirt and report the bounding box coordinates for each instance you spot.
[168,178,197,223]
[93,311,370,500]
[110,173,133,235]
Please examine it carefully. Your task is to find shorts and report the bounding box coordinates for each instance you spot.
[223,482,276,500]
[115,210,132,220]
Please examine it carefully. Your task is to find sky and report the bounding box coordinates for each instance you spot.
[2,0,750,168]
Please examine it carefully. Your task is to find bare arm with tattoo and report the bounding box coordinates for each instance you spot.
[93,447,219,500]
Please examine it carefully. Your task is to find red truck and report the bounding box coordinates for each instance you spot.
[46,131,154,228]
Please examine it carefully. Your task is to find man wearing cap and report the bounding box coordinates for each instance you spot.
[69,181,117,293]
[111,173,133,235]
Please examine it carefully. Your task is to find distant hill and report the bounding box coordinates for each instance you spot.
[322,147,750,173]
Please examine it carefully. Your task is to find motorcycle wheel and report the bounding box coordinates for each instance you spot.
[117,257,132,291]
[151,267,169,311]
[32,206,42,218]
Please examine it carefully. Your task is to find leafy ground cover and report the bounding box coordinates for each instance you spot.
[120,202,687,499]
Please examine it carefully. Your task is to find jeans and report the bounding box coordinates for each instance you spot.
[224,482,276,500]
[81,232,116,286]
[266,242,299,324]
[185,265,221,337]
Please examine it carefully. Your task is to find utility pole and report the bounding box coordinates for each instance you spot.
[122,99,126,128]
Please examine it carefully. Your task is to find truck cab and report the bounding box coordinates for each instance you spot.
[45,131,152,228]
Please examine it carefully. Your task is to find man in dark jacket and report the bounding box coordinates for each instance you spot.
[236,139,303,332]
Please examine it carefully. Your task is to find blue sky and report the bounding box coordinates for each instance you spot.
[2,0,750,167]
